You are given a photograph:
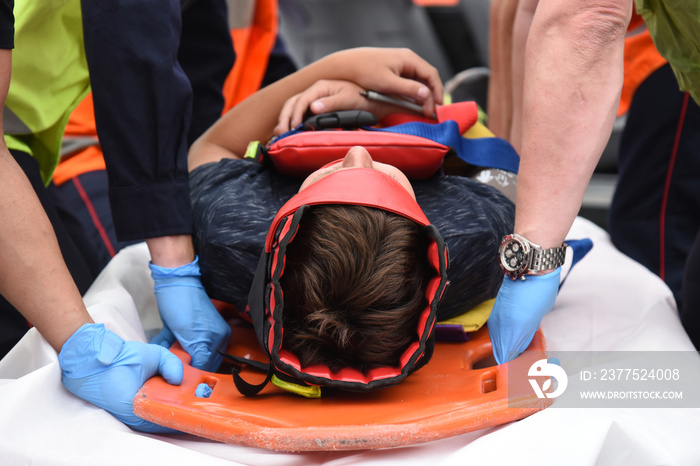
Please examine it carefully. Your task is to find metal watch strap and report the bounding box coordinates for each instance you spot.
[530,246,567,272]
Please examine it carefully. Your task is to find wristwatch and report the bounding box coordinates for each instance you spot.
[498,234,567,280]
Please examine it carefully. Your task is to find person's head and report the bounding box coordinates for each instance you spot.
[249,146,449,391]
[281,203,432,373]
[282,147,432,373]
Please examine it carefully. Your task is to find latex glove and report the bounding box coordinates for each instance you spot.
[149,256,231,372]
[59,323,183,433]
[488,268,561,365]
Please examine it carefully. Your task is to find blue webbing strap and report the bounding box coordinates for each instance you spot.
[370,120,520,174]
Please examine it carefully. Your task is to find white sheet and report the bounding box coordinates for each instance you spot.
[2,217,699,465]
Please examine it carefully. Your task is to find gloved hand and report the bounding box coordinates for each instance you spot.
[149,256,231,372]
[59,323,184,433]
[488,268,561,365]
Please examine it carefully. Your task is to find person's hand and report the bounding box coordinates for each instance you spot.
[329,47,443,116]
[276,79,402,135]
[59,323,183,433]
[488,268,561,364]
[149,256,231,372]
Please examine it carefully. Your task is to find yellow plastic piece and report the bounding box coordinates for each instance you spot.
[437,298,495,333]
[463,121,495,139]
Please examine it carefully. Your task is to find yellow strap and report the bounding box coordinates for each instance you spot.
[244,140,261,160]
[271,374,322,398]
[436,298,495,333]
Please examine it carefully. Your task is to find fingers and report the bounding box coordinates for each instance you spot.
[488,270,561,364]
[150,324,175,348]
[343,48,443,117]
[276,89,326,135]
[381,72,441,118]
[183,315,230,372]
[489,323,535,365]
[157,345,184,385]
[275,94,301,134]
[276,80,368,135]
[489,332,508,365]
[186,342,216,372]
[394,48,444,105]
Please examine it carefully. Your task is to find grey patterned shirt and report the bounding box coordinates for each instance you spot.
[190,158,514,320]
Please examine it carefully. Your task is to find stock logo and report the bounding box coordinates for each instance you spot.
[528,358,568,399]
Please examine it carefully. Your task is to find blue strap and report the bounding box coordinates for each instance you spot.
[559,238,594,290]
[370,120,520,174]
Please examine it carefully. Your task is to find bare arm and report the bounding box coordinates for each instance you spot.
[513,0,632,247]
[188,47,443,171]
[0,50,92,352]
[145,235,195,268]
[509,0,538,151]
[487,0,519,139]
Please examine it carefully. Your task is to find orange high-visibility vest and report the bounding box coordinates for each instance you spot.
[619,10,668,117]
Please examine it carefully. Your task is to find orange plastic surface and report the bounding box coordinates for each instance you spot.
[134,324,550,452]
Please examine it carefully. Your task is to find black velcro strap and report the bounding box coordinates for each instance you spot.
[232,365,273,397]
[218,351,270,372]
[218,351,274,396]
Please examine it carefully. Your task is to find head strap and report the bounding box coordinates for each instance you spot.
[246,168,449,394]
[265,168,429,252]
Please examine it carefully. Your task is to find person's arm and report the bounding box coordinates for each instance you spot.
[489,0,633,363]
[189,47,443,170]
[145,235,196,268]
[1,145,184,432]
[486,0,519,139]
[0,153,93,351]
[81,0,194,249]
[514,0,632,248]
[0,51,92,351]
[0,47,183,432]
[80,1,232,371]
[508,0,538,152]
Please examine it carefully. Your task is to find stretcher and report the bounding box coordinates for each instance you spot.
[2,217,699,465]
[133,322,549,451]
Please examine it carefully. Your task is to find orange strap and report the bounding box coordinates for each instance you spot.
[222,0,279,111]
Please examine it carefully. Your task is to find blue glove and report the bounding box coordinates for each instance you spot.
[59,323,184,433]
[149,256,231,372]
[488,268,561,365]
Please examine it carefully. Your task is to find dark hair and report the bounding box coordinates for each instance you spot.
[281,204,432,374]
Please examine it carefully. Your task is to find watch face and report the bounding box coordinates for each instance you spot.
[499,236,531,276]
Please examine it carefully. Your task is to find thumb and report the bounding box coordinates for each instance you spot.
[157,346,184,386]
[308,94,354,115]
